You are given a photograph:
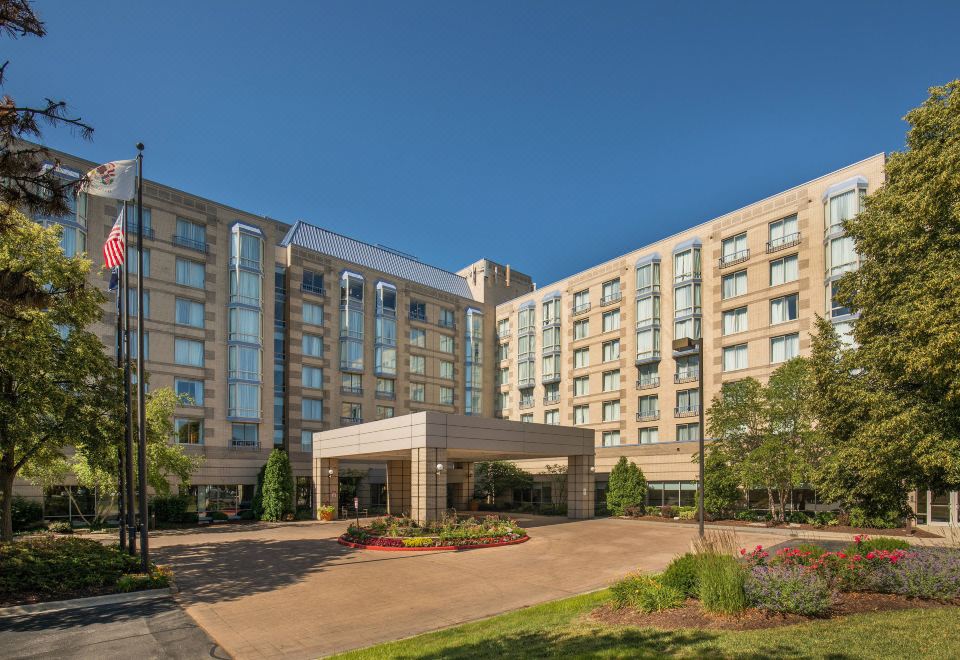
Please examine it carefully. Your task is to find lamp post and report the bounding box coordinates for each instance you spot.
[436,462,444,520]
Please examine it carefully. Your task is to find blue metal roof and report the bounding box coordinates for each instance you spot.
[281,221,474,300]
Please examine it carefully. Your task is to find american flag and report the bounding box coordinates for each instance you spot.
[103,206,125,269]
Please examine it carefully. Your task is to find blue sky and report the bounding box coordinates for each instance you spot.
[10,1,960,285]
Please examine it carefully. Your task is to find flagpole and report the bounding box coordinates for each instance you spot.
[114,263,126,552]
[135,143,149,572]
[123,201,136,555]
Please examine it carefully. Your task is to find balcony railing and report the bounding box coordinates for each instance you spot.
[542,317,560,327]
[543,393,561,405]
[636,376,660,390]
[408,310,428,322]
[340,416,363,425]
[375,390,396,401]
[518,351,535,362]
[600,292,622,306]
[636,411,660,422]
[127,224,155,240]
[572,302,591,316]
[518,324,535,335]
[674,369,700,384]
[674,271,701,284]
[518,378,536,389]
[301,283,326,296]
[541,373,561,385]
[173,234,208,253]
[437,318,456,330]
[496,329,511,340]
[229,439,260,450]
[518,399,535,410]
[340,386,363,397]
[339,361,364,372]
[767,232,801,253]
[674,405,700,418]
[719,249,750,269]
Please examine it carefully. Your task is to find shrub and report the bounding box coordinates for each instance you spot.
[0,496,43,532]
[661,553,701,598]
[251,463,267,519]
[745,565,833,615]
[261,449,294,522]
[610,573,685,613]
[208,510,229,521]
[606,457,647,516]
[660,505,677,518]
[678,506,697,521]
[238,510,256,521]
[864,548,960,599]
[699,450,741,518]
[116,565,172,593]
[698,553,747,614]
[46,521,73,534]
[849,507,902,530]
[623,505,645,518]
[179,512,199,525]
[845,535,911,556]
[151,494,191,523]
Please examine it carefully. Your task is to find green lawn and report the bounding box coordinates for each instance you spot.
[335,590,960,659]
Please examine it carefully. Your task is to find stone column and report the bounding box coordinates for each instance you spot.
[411,447,447,523]
[386,459,412,517]
[567,454,595,519]
[318,458,340,519]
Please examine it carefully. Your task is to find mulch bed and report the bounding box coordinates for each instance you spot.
[590,593,959,631]
[630,516,941,538]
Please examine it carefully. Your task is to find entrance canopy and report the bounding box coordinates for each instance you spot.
[312,412,596,521]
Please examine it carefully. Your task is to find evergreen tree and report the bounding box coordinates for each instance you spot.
[260,449,294,522]
[606,456,647,516]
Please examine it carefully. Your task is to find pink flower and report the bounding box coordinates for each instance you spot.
[866,551,875,560]
[837,552,846,559]
[740,548,746,555]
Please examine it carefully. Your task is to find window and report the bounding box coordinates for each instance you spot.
[302,398,323,421]
[231,230,262,269]
[637,363,658,387]
[496,367,509,386]
[673,247,701,282]
[127,289,150,318]
[520,414,533,423]
[542,326,561,352]
[636,261,660,294]
[174,418,203,445]
[574,375,590,396]
[376,377,395,397]
[573,289,590,312]
[574,404,590,425]
[636,327,660,359]
[601,279,621,304]
[544,382,559,403]
[230,270,262,305]
[602,431,621,447]
[175,378,204,406]
[638,394,658,417]
[827,189,858,231]
[127,247,150,276]
[636,295,660,327]
[439,386,454,405]
[602,309,621,332]
[175,258,205,289]
[542,298,560,324]
[674,317,701,341]
[410,355,425,375]
[410,382,425,402]
[440,360,454,380]
[298,333,321,359]
[771,333,800,363]
[602,400,621,422]
[228,382,261,418]
[376,405,395,420]
[175,217,206,250]
[833,320,856,348]
[517,360,535,387]
[410,328,426,347]
[574,319,589,340]
[770,254,798,286]
[602,369,620,392]
[769,215,798,249]
[376,284,397,315]
[341,402,362,421]
[542,354,560,380]
[721,232,748,264]
[544,410,559,425]
[675,355,699,380]
[721,270,747,299]
[438,308,455,328]
[228,345,261,380]
[497,318,510,337]
[676,388,700,414]
[828,235,857,277]
[496,391,510,411]
[602,339,620,362]
[674,282,701,317]
[228,307,261,343]
[723,344,748,372]
[302,269,324,295]
[574,347,590,368]
[340,273,363,304]
[303,302,323,326]
[722,306,748,335]
[175,298,204,328]
[409,300,427,322]
[518,306,535,333]
[300,430,314,452]
[302,365,323,389]
[231,423,258,449]
[677,422,700,443]
[770,293,799,324]
[639,427,658,444]
[496,342,509,362]
[439,335,454,353]
[340,373,362,394]
[175,338,204,366]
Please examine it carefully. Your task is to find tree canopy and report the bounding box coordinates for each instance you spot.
[606,456,647,516]
[473,461,532,504]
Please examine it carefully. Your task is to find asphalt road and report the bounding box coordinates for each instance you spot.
[0,597,228,659]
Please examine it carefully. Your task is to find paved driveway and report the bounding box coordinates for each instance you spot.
[152,516,786,659]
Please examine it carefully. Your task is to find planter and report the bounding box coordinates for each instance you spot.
[468,499,481,512]
[318,509,335,522]
[338,534,530,552]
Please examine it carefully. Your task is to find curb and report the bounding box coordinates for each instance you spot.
[0,587,174,619]
[623,519,924,541]
[338,535,531,552]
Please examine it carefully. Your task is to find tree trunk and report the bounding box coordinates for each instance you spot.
[766,487,776,520]
[1,470,15,542]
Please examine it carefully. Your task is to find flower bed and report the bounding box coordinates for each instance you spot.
[338,514,529,551]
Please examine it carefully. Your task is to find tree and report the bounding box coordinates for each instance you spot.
[706,358,818,522]
[260,449,294,521]
[473,461,532,505]
[606,457,647,516]
[0,206,120,540]
[695,448,742,519]
[825,80,960,500]
[541,464,567,507]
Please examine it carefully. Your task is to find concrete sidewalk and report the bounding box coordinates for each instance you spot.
[151,515,786,659]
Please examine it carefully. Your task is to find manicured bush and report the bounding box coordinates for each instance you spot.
[698,553,747,614]
[116,565,172,593]
[208,510,229,521]
[610,573,685,613]
[46,521,73,534]
[251,463,267,519]
[606,457,647,516]
[261,449,294,522]
[622,505,644,518]
[745,565,833,615]
[661,553,701,598]
[678,506,697,520]
[151,494,191,523]
[0,496,43,533]
[660,505,677,518]
[864,548,960,600]
[849,507,902,529]
[845,535,911,556]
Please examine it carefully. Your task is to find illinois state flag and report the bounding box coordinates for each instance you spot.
[80,159,136,200]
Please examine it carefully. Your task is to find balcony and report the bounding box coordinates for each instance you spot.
[340,386,363,397]
[635,350,662,365]
[674,369,700,384]
[572,302,591,316]
[674,405,700,418]
[229,439,260,450]
[543,393,561,405]
[636,410,660,422]
[173,234,208,253]
[767,232,801,253]
[375,390,396,401]
[301,283,326,296]
[719,249,750,269]
[408,310,428,323]
[636,376,660,390]
[600,292,622,306]
[340,416,363,425]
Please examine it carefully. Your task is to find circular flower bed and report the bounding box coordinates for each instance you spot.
[339,514,529,551]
